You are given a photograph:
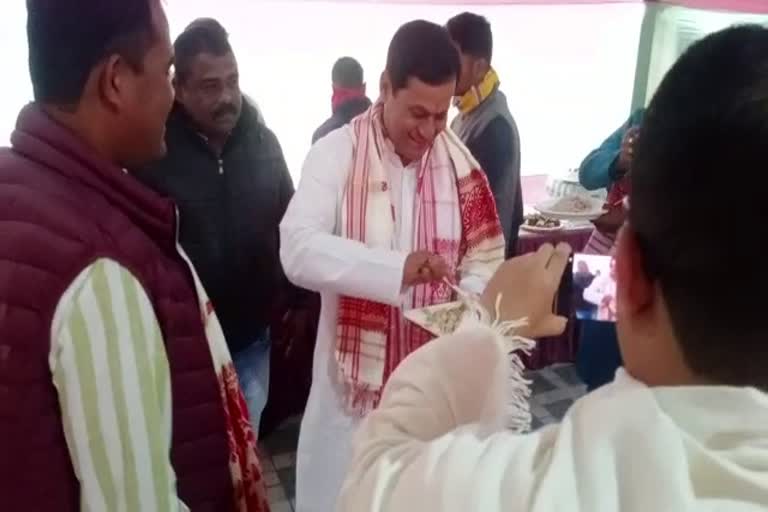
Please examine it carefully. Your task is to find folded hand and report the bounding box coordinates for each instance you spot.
[480,243,572,339]
[403,251,453,288]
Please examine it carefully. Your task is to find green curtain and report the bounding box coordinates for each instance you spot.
[632,3,768,109]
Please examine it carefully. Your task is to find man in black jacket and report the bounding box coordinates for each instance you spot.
[312,57,372,144]
[448,12,523,258]
[135,18,297,433]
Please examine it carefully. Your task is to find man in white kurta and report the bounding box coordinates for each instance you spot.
[280,20,505,512]
[336,25,768,512]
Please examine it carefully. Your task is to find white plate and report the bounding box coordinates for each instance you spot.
[534,196,607,221]
[404,301,467,337]
[521,223,564,234]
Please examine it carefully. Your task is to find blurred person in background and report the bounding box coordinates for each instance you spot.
[0,1,267,510]
[135,18,308,434]
[281,20,504,512]
[583,258,618,322]
[573,260,597,319]
[448,12,523,257]
[580,107,644,254]
[312,56,372,144]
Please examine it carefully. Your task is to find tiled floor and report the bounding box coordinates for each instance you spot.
[259,363,586,511]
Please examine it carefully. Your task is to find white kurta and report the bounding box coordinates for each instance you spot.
[338,323,768,512]
[280,126,487,512]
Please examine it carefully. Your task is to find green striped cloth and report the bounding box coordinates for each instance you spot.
[50,258,189,512]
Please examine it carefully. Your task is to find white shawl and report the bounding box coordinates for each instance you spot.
[338,321,768,511]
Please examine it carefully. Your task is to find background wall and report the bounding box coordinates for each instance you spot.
[1,1,645,180]
[632,4,768,109]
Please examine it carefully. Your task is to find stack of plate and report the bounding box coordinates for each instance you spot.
[534,196,607,222]
[546,170,607,201]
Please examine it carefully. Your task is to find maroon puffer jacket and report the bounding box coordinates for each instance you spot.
[0,104,235,511]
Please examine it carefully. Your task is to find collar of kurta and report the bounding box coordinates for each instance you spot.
[455,68,500,115]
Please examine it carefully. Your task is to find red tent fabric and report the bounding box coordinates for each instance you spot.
[299,0,765,12]
[298,0,641,4]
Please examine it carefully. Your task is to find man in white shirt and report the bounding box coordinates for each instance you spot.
[337,25,768,511]
[280,19,505,512]
[583,258,617,321]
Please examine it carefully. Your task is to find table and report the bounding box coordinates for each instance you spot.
[517,223,593,255]
[517,224,593,370]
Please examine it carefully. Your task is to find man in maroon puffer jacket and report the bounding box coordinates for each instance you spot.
[0,0,268,510]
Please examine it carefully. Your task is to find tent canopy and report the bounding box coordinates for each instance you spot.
[306,0,768,13]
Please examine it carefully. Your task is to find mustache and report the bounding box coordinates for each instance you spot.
[213,103,238,120]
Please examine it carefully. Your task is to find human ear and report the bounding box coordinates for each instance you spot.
[616,225,654,317]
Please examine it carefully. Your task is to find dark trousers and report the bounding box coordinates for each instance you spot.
[576,321,623,392]
[507,226,521,259]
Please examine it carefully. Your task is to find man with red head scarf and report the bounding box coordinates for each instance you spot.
[312,56,372,144]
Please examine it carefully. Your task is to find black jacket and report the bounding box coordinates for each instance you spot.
[451,89,523,258]
[464,117,524,257]
[134,100,296,353]
[312,96,372,144]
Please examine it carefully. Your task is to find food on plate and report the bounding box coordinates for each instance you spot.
[524,214,561,229]
[550,196,592,213]
[423,303,467,334]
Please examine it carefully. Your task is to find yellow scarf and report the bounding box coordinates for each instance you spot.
[455,68,500,114]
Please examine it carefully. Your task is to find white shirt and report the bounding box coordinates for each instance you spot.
[51,259,188,512]
[338,322,768,512]
[280,126,486,311]
[280,126,490,512]
[280,126,407,309]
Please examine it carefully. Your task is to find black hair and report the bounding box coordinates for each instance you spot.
[332,57,364,88]
[630,24,768,390]
[173,18,232,84]
[386,20,460,92]
[26,0,156,106]
[446,12,493,62]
